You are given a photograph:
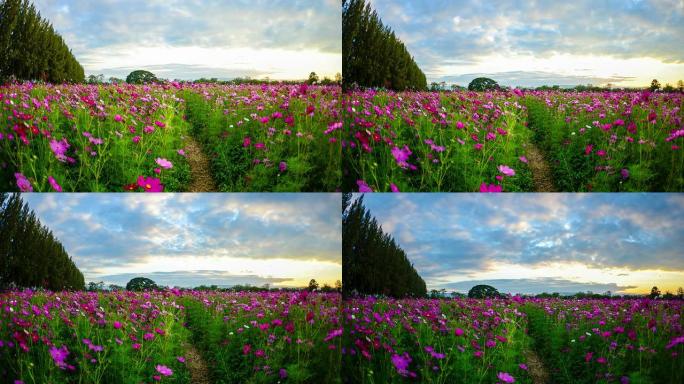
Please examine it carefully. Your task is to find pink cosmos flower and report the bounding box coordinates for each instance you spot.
[454,328,464,336]
[49,138,70,162]
[132,136,141,143]
[177,149,186,157]
[279,368,288,379]
[177,356,186,363]
[114,114,123,122]
[391,145,412,167]
[391,353,411,377]
[279,162,287,172]
[585,144,593,155]
[479,183,502,193]
[155,158,173,169]
[156,365,173,376]
[15,173,33,192]
[498,165,515,176]
[597,149,607,157]
[255,142,265,150]
[519,156,528,164]
[113,321,122,329]
[137,176,163,192]
[48,176,62,192]
[456,121,465,129]
[390,183,399,192]
[497,372,515,383]
[243,137,251,147]
[519,363,528,370]
[49,345,69,369]
[357,180,373,193]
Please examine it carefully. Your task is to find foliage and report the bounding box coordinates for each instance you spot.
[126,70,158,84]
[181,83,341,192]
[0,0,84,83]
[467,284,500,298]
[342,193,427,298]
[342,0,427,91]
[467,77,499,91]
[0,193,84,290]
[125,277,158,291]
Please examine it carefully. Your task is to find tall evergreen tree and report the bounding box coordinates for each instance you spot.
[342,193,427,298]
[0,193,85,290]
[0,0,84,83]
[342,0,427,91]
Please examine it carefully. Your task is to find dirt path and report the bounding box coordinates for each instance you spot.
[523,142,557,192]
[182,341,212,384]
[184,136,218,192]
[524,349,549,384]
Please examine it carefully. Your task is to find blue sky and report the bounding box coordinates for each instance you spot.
[356,193,684,295]
[368,0,684,87]
[32,0,341,80]
[24,193,341,288]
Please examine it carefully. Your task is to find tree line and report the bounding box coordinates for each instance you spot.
[0,193,85,290]
[342,0,427,91]
[0,0,85,84]
[342,193,427,298]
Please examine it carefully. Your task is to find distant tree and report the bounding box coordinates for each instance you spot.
[126,277,157,291]
[677,80,684,92]
[334,72,342,84]
[468,77,499,91]
[108,77,124,84]
[126,70,158,84]
[334,280,342,291]
[467,285,500,299]
[649,286,661,299]
[108,284,124,291]
[649,79,661,92]
[308,279,319,291]
[307,72,319,85]
[663,83,675,92]
[87,281,105,291]
[430,82,441,91]
[663,291,675,300]
[678,287,684,299]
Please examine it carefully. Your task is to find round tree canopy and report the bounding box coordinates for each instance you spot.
[126,70,158,84]
[126,277,157,291]
[467,284,500,299]
[467,77,499,91]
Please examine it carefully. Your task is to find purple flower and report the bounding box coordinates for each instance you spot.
[177,149,186,157]
[621,168,630,180]
[391,353,412,377]
[279,161,287,172]
[357,180,373,193]
[177,356,186,363]
[519,156,528,164]
[498,372,515,383]
[519,363,528,370]
[390,183,399,192]
[49,138,70,162]
[279,368,288,379]
[49,345,69,369]
[15,173,33,192]
[391,145,412,167]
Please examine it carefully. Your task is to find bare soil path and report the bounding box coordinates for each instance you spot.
[182,341,212,384]
[524,349,549,384]
[184,136,218,192]
[523,142,558,192]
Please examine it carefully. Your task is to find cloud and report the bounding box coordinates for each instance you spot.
[368,0,684,85]
[358,193,684,290]
[98,270,293,288]
[32,0,341,79]
[23,193,341,285]
[437,278,637,295]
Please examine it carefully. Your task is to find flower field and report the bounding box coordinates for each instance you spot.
[0,289,342,384]
[0,82,341,192]
[342,89,684,192]
[342,297,684,383]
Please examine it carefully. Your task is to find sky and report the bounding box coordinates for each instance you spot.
[23,193,341,288]
[32,0,341,80]
[356,193,684,295]
[367,0,684,87]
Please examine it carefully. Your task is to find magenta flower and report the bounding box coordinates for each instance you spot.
[155,158,173,169]
[519,156,528,164]
[357,180,373,192]
[137,176,163,192]
[479,183,502,193]
[243,137,251,147]
[519,363,528,370]
[498,165,515,176]
[113,321,122,329]
[114,114,123,122]
[585,144,593,155]
[177,356,186,363]
[454,328,464,336]
[15,173,33,192]
[279,161,287,172]
[177,149,186,157]
[48,176,62,192]
[279,368,288,379]
[497,372,515,383]
[597,149,607,157]
[391,145,412,167]
[390,353,411,377]
[156,365,173,376]
[390,183,399,192]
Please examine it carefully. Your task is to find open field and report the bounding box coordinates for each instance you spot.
[342,90,684,192]
[0,83,341,192]
[0,289,342,384]
[342,297,684,383]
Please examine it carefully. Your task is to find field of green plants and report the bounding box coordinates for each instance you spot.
[0,289,342,384]
[342,297,684,383]
[342,89,684,192]
[0,82,341,192]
